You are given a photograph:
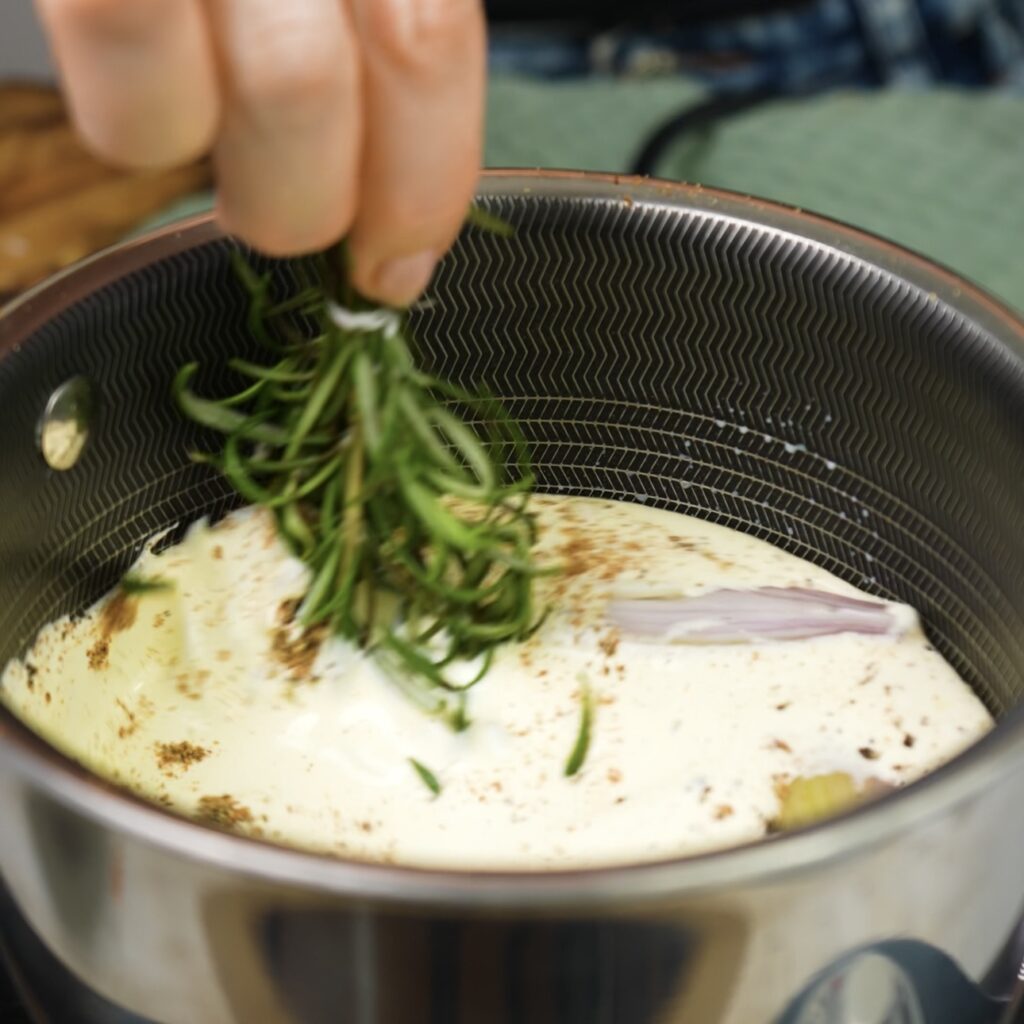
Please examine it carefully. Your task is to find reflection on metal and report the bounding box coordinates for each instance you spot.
[38,377,93,470]
[794,952,925,1024]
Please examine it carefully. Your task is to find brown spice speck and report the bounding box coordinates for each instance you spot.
[598,630,620,659]
[115,698,138,739]
[559,531,596,578]
[607,767,622,784]
[858,664,879,686]
[195,795,257,833]
[859,746,881,760]
[903,733,916,748]
[101,590,138,638]
[277,598,301,625]
[714,804,734,820]
[156,741,210,772]
[271,600,327,680]
[771,738,792,753]
[87,638,110,671]
[175,679,202,701]
[212,545,224,560]
[667,535,697,550]
[87,590,142,672]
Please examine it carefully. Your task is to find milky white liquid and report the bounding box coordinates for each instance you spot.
[0,496,992,869]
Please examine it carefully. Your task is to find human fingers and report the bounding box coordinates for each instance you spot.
[205,0,363,256]
[347,0,486,306]
[36,0,220,168]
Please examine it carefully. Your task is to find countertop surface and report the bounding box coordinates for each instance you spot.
[0,82,209,305]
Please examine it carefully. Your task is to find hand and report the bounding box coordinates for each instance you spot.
[36,0,486,306]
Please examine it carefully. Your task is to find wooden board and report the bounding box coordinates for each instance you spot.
[0,81,211,302]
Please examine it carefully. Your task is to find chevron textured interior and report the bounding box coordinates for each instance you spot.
[1,192,1023,718]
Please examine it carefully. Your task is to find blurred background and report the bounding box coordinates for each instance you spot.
[1,1,1023,308]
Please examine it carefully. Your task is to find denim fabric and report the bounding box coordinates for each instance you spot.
[489,0,1024,91]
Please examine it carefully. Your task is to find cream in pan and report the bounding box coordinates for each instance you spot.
[0,496,992,869]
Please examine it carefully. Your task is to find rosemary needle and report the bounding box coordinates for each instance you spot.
[466,204,516,238]
[120,574,173,595]
[409,757,442,797]
[564,677,594,778]
[174,214,550,721]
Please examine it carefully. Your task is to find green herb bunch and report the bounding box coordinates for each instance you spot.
[174,226,547,723]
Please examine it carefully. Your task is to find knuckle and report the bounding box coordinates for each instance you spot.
[227,15,352,113]
[234,51,345,113]
[363,0,483,70]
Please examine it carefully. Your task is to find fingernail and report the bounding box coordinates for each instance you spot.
[372,250,437,307]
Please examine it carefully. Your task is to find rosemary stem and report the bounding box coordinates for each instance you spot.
[339,420,365,597]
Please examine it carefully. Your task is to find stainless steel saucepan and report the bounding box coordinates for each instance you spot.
[1,171,1023,1024]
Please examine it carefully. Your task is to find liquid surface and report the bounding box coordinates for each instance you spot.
[0,497,993,869]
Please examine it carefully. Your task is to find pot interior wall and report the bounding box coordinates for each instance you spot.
[1,192,1022,720]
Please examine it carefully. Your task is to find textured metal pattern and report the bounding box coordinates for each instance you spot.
[419,192,1024,715]
[0,242,248,664]
[1,188,1023,727]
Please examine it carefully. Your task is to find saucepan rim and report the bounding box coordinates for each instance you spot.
[1,168,1022,909]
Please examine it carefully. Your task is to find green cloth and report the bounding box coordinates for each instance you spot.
[145,76,1024,311]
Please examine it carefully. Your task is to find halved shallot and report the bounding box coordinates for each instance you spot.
[607,586,911,644]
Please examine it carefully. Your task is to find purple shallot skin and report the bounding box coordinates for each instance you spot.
[607,587,903,644]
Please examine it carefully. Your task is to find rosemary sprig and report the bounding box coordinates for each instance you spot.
[174,224,549,720]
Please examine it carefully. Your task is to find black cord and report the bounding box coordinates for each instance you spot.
[627,56,866,179]
[628,88,781,177]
